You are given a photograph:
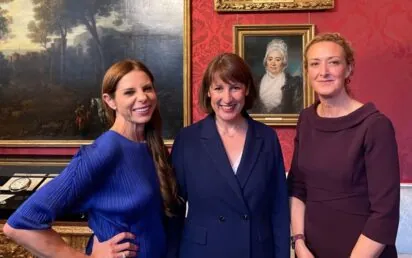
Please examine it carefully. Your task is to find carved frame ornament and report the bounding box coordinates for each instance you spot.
[215,0,334,12]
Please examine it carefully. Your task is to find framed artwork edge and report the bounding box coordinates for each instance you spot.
[0,0,191,148]
[214,0,334,12]
[234,24,316,126]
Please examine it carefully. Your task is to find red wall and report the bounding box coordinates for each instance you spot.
[191,0,412,182]
[1,0,411,182]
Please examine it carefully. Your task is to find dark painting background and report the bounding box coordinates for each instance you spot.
[243,35,303,83]
[0,0,184,140]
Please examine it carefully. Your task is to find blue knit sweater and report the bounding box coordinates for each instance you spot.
[7,130,166,258]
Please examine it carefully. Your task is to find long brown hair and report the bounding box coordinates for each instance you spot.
[101,59,180,217]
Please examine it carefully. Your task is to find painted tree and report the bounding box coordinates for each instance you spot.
[27,21,50,50]
[27,20,53,81]
[63,0,123,74]
[31,0,78,83]
[0,0,14,40]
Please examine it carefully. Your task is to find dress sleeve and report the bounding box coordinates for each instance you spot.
[271,132,291,258]
[7,144,116,230]
[287,115,306,202]
[362,115,400,245]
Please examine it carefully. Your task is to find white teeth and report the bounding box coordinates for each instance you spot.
[221,105,235,111]
[134,106,150,112]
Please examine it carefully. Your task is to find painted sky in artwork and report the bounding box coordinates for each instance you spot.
[0,0,40,53]
[0,0,183,56]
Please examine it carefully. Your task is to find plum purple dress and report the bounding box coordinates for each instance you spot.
[288,102,400,258]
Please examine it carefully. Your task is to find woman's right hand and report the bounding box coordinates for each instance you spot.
[90,232,138,258]
[294,241,314,258]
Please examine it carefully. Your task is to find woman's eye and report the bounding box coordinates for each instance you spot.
[143,86,154,92]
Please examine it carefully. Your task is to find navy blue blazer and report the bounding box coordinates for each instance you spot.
[167,114,290,258]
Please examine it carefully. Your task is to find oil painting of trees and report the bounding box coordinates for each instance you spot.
[0,0,186,142]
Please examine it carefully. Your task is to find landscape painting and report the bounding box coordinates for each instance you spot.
[0,0,189,145]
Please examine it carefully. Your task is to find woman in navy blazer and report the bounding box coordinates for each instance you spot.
[168,53,290,258]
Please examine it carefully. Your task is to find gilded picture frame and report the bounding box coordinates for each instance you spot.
[0,0,191,147]
[215,0,334,12]
[234,24,315,126]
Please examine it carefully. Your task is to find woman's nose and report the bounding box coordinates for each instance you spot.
[222,89,232,103]
[319,62,329,77]
[137,92,148,102]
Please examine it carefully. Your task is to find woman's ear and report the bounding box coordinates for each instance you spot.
[345,64,353,78]
[103,93,116,110]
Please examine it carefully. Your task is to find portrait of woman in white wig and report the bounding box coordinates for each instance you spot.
[252,39,303,114]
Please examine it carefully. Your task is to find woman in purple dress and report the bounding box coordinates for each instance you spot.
[288,33,400,258]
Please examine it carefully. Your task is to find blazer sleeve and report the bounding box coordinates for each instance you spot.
[362,115,400,245]
[287,114,306,202]
[166,132,187,258]
[271,132,291,258]
[7,144,116,230]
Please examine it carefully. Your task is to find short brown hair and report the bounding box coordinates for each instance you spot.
[304,32,355,87]
[199,53,257,114]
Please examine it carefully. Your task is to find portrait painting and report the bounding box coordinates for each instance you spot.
[0,0,190,146]
[234,24,315,126]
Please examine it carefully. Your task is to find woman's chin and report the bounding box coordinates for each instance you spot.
[215,110,242,122]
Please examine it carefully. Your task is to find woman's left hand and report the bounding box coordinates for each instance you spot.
[90,232,138,258]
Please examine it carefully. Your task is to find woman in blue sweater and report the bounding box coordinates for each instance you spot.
[3,59,181,258]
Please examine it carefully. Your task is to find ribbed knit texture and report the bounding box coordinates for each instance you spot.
[7,130,166,258]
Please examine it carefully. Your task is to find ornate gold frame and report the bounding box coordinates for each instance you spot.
[0,0,191,148]
[215,0,334,12]
[234,24,315,126]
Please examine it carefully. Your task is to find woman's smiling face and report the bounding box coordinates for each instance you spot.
[306,41,352,98]
[208,74,248,123]
[103,70,157,129]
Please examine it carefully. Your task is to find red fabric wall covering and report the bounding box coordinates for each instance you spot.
[191,0,412,182]
[1,0,411,183]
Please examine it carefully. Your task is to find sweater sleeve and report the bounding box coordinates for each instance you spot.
[7,144,116,230]
[287,114,306,202]
[361,115,400,245]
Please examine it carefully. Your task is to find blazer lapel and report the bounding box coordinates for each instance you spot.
[200,115,246,206]
[236,118,263,188]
